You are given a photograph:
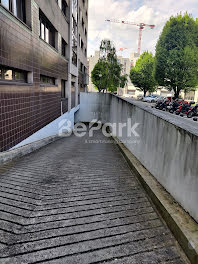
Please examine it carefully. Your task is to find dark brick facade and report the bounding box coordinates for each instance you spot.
[0,2,68,151]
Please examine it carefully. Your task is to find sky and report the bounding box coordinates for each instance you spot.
[87,0,198,58]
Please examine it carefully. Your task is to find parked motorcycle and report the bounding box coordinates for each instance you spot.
[155,98,170,111]
[155,98,166,109]
[167,99,181,113]
[187,104,198,118]
[175,101,194,116]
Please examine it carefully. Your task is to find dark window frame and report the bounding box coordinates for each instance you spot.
[61,0,68,17]
[40,75,56,86]
[61,79,66,98]
[0,65,27,83]
[81,39,84,50]
[62,38,67,58]
[39,10,56,49]
[0,0,26,23]
[72,50,77,66]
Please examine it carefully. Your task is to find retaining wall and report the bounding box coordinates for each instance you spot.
[76,92,198,222]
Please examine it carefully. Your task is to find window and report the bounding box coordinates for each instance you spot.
[61,80,66,98]
[62,0,68,16]
[128,91,136,95]
[39,10,56,48]
[72,51,77,66]
[72,0,77,22]
[72,0,78,67]
[80,62,83,72]
[4,69,12,80]
[0,65,27,83]
[40,75,55,85]
[81,39,84,50]
[0,0,26,22]
[84,48,87,56]
[62,38,67,57]
[1,0,9,9]
[72,16,78,36]
[82,18,84,30]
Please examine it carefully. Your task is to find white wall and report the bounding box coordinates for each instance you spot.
[76,93,198,222]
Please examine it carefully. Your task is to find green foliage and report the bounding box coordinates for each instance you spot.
[120,74,128,88]
[154,13,198,98]
[130,51,157,96]
[91,61,108,92]
[100,39,117,62]
[91,39,128,92]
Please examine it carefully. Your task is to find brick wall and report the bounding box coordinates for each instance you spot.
[0,2,68,151]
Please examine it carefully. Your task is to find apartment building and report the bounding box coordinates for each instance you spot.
[0,0,88,151]
[78,0,89,93]
[88,51,100,92]
[88,50,140,94]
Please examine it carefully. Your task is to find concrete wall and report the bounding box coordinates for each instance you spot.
[76,92,198,222]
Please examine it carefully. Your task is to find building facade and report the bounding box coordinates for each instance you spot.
[78,0,88,94]
[0,0,88,152]
[88,51,140,94]
[87,51,100,92]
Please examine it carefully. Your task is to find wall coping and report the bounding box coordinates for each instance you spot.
[112,94,198,137]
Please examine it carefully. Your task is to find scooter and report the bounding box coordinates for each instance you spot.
[187,104,198,118]
[158,98,170,111]
[155,99,165,109]
[167,100,181,113]
[175,101,194,116]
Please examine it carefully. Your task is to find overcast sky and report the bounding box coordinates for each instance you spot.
[88,0,198,58]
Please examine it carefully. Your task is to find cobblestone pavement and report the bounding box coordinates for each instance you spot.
[0,130,189,263]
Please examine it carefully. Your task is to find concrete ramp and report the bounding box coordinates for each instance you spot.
[0,129,188,263]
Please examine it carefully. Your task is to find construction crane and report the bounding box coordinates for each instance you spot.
[105,19,155,54]
[119,48,128,51]
[118,47,128,55]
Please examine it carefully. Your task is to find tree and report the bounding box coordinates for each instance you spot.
[91,39,127,92]
[91,61,108,92]
[154,13,198,98]
[100,39,117,62]
[120,74,128,88]
[130,51,157,96]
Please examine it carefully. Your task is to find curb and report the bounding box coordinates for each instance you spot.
[0,135,60,166]
[113,136,198,264]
